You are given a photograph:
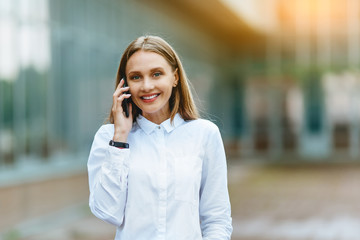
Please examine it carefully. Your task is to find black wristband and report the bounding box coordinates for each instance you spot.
[109,140,129,149]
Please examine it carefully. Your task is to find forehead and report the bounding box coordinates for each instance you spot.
[126,50,171,72]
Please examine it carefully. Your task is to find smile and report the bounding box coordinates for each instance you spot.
[141,94,159,100]
[140,94,160,102]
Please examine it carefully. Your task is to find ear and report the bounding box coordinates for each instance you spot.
[173,68,179,87]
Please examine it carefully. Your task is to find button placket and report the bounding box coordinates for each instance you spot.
[156,127,167,236]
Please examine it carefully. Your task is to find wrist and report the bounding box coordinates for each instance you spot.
[113,135,128,142]
[113,131,128,142]
[109,140,129,149]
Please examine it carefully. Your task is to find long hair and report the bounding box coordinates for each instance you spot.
[108,35,199,123]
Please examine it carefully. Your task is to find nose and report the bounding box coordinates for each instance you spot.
[141,77,154,92]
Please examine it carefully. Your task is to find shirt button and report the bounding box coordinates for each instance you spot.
[157,126,161,129]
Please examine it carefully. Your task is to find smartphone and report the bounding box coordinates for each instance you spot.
[122,76,130,118]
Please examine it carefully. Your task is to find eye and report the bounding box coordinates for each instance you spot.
[153,72,161,77]
[130,75,141,80]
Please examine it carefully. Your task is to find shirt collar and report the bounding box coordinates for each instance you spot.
[136,113,184,135]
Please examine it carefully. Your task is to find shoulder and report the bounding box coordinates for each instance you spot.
[94,124,114,138]
[95,123,139,137]
[97,124,114,133]
[184,119,225,153]
[184,118,220,135]
[186,118,219,131]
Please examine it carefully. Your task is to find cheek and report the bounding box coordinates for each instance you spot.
[128,84,139,95]
[128,86,141,104]
[162,81,175,93]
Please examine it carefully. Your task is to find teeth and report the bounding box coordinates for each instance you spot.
[143,94,158,100]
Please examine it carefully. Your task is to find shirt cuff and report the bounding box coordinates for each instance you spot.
[106,145,131,168]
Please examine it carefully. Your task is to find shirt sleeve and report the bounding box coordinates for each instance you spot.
[87,125,130,227]
[199,123,233,240]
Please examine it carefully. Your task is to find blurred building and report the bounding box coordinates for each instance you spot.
[1,0,360,237]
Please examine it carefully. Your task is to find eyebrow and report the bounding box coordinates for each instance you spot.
[128,67,165,75]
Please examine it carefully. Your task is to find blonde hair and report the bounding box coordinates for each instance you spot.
[108,35,199,123]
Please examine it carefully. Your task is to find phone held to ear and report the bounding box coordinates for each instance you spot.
[122,77,130,118]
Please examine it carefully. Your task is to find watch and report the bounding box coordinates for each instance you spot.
[109,140,129,149]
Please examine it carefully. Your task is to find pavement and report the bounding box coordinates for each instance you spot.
[5,160,360,240]
[228,160,360,240]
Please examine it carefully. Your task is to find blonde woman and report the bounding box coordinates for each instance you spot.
[88,35,232,240]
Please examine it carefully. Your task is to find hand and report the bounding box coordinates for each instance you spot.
[112,79,133,142]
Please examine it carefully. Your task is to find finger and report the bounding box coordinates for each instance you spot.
[113,87,130,101]
[113,84,130,102]
[112,89,130,109]
[118,93,131,101]
[115,94,131,111]
[116,78,125,90]
[113,80,123,105]
[113,96,124,114]
[115,79,130,93]
[118,93,132,104]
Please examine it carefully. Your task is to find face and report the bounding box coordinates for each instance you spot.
[126,50,178,124]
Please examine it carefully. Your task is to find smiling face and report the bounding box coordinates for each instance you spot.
[126,50,178,124]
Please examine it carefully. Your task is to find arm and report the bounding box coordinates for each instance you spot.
[87,125,130,227]
[87,78,133,226]
[199,124,233,240]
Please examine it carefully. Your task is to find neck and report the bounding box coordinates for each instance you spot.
[143,110,171,125]
[143,114,170,125]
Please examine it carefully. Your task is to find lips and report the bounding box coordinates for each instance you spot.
[140,93,160,103]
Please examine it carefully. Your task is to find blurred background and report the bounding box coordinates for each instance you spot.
[1,0,360,239]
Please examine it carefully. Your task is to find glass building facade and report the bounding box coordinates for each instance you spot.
[0,0,224,173]
[1,0,360,174]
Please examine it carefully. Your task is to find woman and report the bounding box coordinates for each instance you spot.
[88,35,232,239]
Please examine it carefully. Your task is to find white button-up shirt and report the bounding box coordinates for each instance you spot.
[88,114,232,240]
